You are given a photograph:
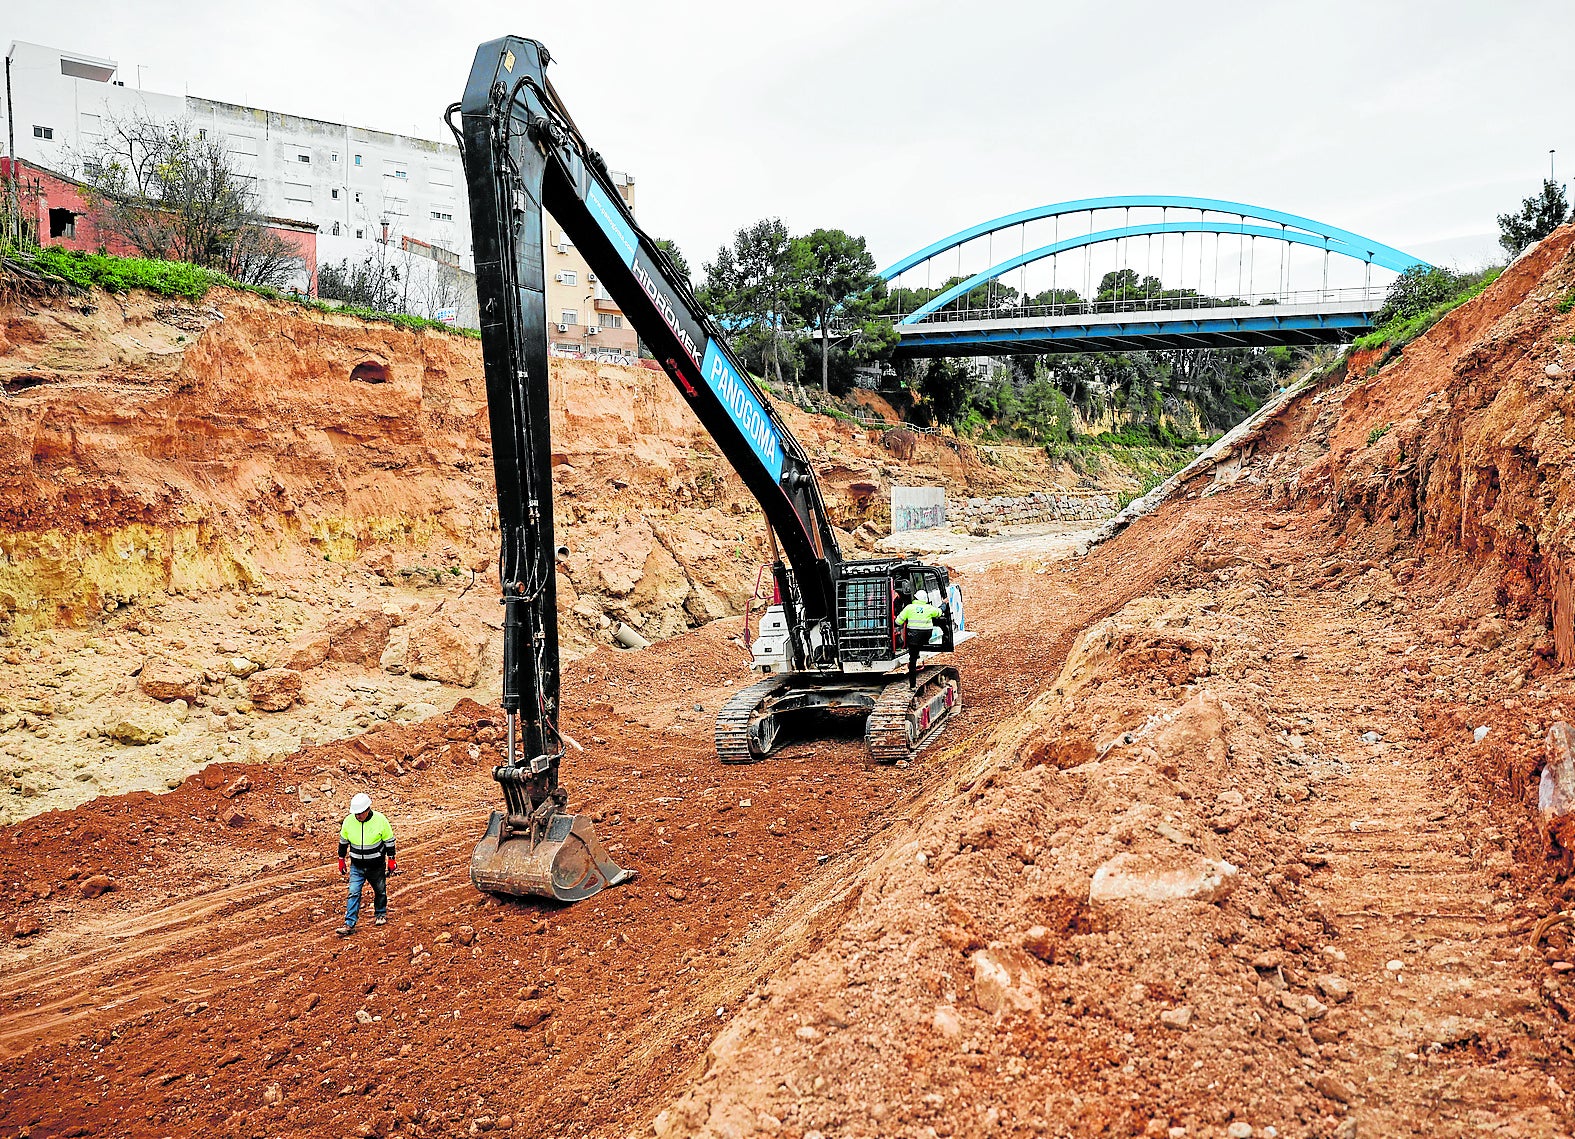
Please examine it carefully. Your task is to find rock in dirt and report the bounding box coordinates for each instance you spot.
[931,1005,962,1038]
[247,668,303,711]
[326,611,397,667]
[12,915,42,938]
[78,874,114,899]
[1541,722,1575,819]
[1021,925,1057,961]
[406,612,486,687]
[1088,851,1238,905]
[511,1001,552,1030]
[1159,1005,1192,1030]
[1312,1073,1356,1104]
[454,924,476,946]
[275,632,330,671]
[380,627,410,675]
[262,1082,284,1106]
[1279,991,1329,1020]
[971,949,1039,1014]
[227,655,260,678]
[104,713,174,746]
[139,657,200,702]
[221,774,252,799]
[218,805,247,828]
[1316,974,1353,1003]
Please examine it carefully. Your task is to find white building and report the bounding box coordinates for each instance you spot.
[3,40,638,341]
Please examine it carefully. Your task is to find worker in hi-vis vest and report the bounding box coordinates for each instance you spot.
[336,793,397,937]
[894,589,944,690]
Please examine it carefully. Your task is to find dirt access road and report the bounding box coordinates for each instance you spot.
[4,490,1573,1139]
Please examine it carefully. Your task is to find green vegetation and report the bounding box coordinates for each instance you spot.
[1498,178,1569,258]
[1354,264,1502,354]
[1116,469,1169,511]
[1368,423,1392,446]
[3,245,478,338]
[699,219,893,393]
[1558,291,1575,314]
[16,245,220,298]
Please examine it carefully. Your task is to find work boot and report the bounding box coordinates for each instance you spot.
[374,914,387,926]
[335,925,355,937]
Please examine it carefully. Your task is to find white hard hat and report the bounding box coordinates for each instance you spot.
[913,589,929,605]
[350,793,372,815]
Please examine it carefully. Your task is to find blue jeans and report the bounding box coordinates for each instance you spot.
[344,863,388,929]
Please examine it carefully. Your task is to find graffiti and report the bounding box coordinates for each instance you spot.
[893,504,946,532]
[891,486,946,533]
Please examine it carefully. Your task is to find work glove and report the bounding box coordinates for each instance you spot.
[338,858,347,875]
[387,857,398,873]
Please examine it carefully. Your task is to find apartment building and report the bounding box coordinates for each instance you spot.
[3,40,639,351]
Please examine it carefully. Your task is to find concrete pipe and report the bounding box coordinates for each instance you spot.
[611,622,651,650]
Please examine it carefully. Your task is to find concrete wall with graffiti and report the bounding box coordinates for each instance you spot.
[891,486,947,533]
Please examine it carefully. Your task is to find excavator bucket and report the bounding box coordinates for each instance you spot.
[470,808,634,902]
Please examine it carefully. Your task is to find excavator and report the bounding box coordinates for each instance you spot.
[452,36,972,902]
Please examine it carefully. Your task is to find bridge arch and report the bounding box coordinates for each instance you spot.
[880,195,1429,326]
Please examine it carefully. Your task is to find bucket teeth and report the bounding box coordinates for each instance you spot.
[470,809,634,902]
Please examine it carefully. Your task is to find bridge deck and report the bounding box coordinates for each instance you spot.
[894,299,1377,357]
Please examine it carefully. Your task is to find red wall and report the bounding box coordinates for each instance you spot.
[2,157,317,295]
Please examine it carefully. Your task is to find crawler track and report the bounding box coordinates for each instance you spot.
[864,665,962,764]
[714,674,790,763]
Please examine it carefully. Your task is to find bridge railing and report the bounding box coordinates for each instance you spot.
[889,285,1387,326]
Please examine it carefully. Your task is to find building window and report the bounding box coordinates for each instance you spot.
[598,313,623,329]
[353,191,362,204]
[33,125,53,140]
[354,154,362,166]
[559,270,577,286]
[430,210,452,221]
[48,208,77,239]
[355,228,364,239]
[331,151,339,162]
[331,188,340,199]
[392,170,408,180]
[196,128,206,139]
[560,310,578,326]
[332,222,341,236]
[297,153,311,164]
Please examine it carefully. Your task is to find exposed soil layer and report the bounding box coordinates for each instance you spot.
[7,231,1575,1139]
[0,284,1095,826]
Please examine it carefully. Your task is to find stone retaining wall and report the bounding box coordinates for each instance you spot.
[949,491,1118,527]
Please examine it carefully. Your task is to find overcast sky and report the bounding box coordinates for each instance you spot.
[7,1,1572,274]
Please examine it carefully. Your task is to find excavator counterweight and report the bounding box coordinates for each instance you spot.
[453,36,971,902]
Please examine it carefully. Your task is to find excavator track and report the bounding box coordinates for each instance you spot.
[865,666,963,765]
[714,675,791,764]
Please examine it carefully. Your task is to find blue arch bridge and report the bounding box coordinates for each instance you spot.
[878,196,1429,357]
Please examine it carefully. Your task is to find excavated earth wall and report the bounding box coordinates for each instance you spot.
[0,284,1085,825]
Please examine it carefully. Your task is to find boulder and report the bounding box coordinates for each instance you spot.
[380,627,411,675]
[406,612,486,688]
[79,874,114,899]
[248,668,304,712]
[326,612,397,667]
[275,632,331,671]
[227,656,260,678]
[1089,851,1238,906]
[139,657,200,703]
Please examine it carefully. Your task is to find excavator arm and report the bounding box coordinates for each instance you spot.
[454,36,848,900]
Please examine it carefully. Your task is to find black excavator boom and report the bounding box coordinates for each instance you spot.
[453,37,967,902]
